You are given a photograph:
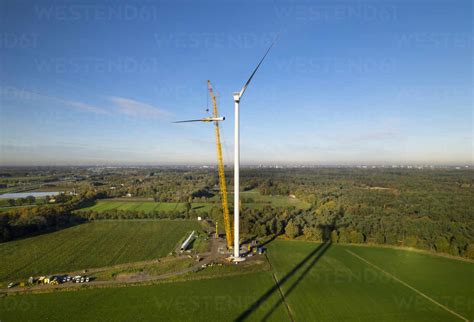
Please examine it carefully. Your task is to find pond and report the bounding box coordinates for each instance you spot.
[0,192,63,199]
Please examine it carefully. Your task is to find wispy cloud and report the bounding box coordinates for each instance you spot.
[0,86,108,115]
[0,86,171,119]
[61,100,109,115]
[108,96,171,119]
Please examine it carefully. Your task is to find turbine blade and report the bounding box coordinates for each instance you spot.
[239,35,279,98]
[173,119,204,123]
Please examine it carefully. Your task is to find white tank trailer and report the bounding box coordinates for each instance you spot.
[180,231,196,251]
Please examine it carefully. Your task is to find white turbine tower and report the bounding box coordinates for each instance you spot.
[233,39,277,261]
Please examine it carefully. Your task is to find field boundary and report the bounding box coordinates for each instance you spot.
[343,242,474,264]
[270,273,294,322]
[345,249,469,322]
[281,238,474,264]
[265,254,294,322]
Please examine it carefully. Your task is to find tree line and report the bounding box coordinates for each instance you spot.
[1,168,472,259]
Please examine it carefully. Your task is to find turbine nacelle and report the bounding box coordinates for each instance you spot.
[233,92,241,103]
[204,116,225,122]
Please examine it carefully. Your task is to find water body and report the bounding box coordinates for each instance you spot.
[0,191,63,199]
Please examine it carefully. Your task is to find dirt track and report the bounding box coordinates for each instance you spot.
[0,233,228,295]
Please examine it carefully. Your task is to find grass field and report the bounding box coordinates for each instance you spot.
[3,239,471,321]
[79,200,199,213]
[0,220,201,285]
[0,272,288,322]
[78,190,310,214]
[266,240,474,321]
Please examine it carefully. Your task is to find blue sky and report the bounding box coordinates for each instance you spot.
[0,0,472,165]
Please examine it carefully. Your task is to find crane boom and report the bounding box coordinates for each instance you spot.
[208,80,233,249]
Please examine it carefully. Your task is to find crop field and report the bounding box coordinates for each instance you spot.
[0,272,288,322]
[266,240,474,321]
[0,220,201,285]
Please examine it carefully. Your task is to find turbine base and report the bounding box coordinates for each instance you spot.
[232,256,246,263]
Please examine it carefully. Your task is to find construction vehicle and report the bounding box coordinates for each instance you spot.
[207,80,233,249]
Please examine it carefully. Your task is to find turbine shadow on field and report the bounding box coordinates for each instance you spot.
[235,241,331,322]
[259,234,278,248]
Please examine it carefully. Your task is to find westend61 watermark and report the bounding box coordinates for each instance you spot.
[34,57,160,74]
[308,267,395,284]
[150,84,279,102]
[0,87,42,101]
[0,33,38,49]
[154,32,278,49]
[393,294,474,312]
[275,57,398,74]
[34,4,158,21]
[274,3,398,23]
[395,32,473,49]
[152,295,266,312]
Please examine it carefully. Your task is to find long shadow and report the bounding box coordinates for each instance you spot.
[259,234,278,248]
[7,216,87,243]
[262,242,331,321]
[235,241,331,322]
[241,236,256,246]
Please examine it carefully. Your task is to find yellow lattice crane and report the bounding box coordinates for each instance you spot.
[173,81,233,249]
[207,80,233,249]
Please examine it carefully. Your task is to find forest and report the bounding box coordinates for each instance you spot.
[239,168,474,259]
[0,167,473,259]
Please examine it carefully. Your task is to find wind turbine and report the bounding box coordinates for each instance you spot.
[232,39,277,261]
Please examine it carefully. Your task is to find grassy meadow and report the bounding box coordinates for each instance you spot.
[77,190,310,214]
[2,238,472,321]
[266,240,474,321]
[0,220,200,285]
[0,272,287,322]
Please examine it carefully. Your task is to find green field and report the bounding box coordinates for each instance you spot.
[78,191,310,214]
[80,200,197,213]
[266,240,474,321]
[2,239,472,321]
[0,272,287,322]
[81,201,218,213]
[0,220,200,285]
